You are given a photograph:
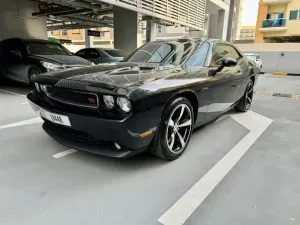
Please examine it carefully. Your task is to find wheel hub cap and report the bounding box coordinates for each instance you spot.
[166,104,192,154]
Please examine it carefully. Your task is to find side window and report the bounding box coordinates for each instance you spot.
[210,44,241,67]
[76,50,87,57]
[256,55,261,61]
[210,45,228,66]
[89,50,100,58]
[185,42,209,67]
[227,46,241,61]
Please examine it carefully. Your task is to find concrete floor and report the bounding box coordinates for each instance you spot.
[0,74,299,225]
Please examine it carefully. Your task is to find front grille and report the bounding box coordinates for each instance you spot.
[46,86,99,108]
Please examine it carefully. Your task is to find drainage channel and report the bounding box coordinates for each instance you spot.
[254,91,300,99]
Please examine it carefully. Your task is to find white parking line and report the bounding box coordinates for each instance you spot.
[259,74,269,78]
[52,149,78,159]
[0,117,43,130]
[21,102,29,105]
[158,111,273,225]
[0,89,26,97]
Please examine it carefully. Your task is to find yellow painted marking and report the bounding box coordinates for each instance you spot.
[273,72,288,76]
[292,94,300,99]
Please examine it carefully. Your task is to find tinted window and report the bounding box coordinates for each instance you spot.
[76,50,87,57]
[211,44,241,66]
[185,43,209,67]
[89,49,100,58]
[26,42,72,55]
[104,49,127,57]
[256,55,261,61]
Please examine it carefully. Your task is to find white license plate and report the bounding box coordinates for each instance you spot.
[38,108,71,127]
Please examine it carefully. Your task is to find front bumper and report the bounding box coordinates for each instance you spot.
[27,92,159,158]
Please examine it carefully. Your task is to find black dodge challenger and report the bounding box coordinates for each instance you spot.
[27,38,258,161]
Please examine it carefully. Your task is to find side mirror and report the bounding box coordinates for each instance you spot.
[209,58,237,77]
[222,58,237,67]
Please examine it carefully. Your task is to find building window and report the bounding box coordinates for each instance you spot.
[100,31,105,37]
[289,10,300,20]
[267,12,284,20]
[61,29,67,36]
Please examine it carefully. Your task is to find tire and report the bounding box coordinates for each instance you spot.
[28,67,41,85]
[235,80,254,112]
[150,97,194,161]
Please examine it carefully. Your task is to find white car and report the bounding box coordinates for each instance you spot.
[244,53,263,72]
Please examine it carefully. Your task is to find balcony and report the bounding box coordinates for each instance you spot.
[259,19,287,32]
[263,0,293,4]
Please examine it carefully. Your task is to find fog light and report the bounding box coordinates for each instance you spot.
[114,143,121,150]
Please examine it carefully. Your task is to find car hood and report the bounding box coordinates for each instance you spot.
[36,62,176,86]
[33,62,210,97]
[30,54,92,65]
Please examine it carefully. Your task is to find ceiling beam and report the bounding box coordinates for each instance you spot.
[47,24,106,30]
[33,7,93,16]
[37,0,102,10]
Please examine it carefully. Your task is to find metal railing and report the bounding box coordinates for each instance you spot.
[262,18,286,28]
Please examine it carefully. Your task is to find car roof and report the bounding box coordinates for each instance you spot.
[3,38,61,45]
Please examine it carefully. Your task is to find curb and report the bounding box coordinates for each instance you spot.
[273,72,300,76]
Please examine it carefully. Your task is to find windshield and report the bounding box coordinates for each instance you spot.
[104,49,127,57]
[245,54,256,61]
[26,42,72,56]
[123,41,204,65]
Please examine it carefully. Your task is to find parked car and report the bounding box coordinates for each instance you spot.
[0,38,93,84]
[28,38,258,161]
[244,53,263,72]
[75,48,127,64]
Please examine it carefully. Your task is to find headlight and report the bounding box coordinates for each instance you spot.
[103,95,115,109]
[91,62,95,66]
[117,97,131,112]
[35,83,41,92]
[41,61,66,71]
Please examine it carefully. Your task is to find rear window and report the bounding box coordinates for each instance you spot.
[104,50,127,57]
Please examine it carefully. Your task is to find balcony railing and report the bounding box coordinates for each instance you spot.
[262,19,286,28]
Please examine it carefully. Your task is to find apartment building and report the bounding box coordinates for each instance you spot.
[240,25,256,40]
[255,0,300,43]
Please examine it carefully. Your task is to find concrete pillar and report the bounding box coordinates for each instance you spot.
[208,10,229,40]
[227,0,235,42]
[146,21,156,43]
[113,6,142,54]
[0,0,47,40]
[84,29,93,48]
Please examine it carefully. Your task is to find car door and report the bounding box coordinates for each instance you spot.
[207,43,244,119]
[2,39,28,82]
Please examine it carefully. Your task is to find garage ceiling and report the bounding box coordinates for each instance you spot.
[31,0,114,30]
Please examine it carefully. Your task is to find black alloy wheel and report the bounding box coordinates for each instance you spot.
[150,97,194,161]
[235,80,254,112]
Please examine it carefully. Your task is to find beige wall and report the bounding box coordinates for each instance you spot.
[236,43,300,52]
